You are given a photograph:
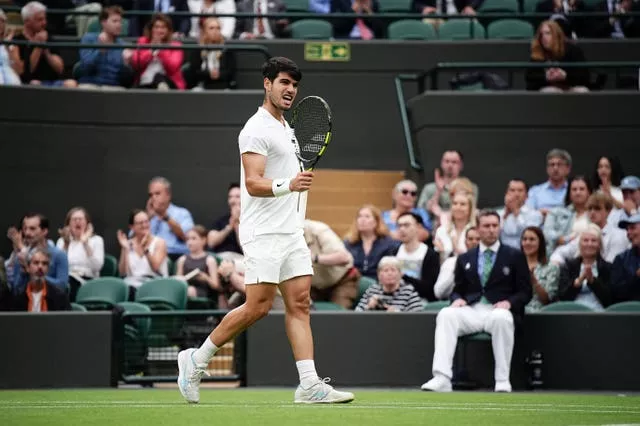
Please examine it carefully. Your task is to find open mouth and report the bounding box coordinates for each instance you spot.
[282,94,293,105]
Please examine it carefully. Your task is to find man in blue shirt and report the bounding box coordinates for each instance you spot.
[497,179,543,249]
[8,213,69,295]
[526,149,572,215]
[611,213,640,302]
[147,176,194,261]
[608,175,640,227]
[76,6,132,88]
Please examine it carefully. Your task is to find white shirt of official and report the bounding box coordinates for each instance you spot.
[238,107,305,245]
[396,243,428,279]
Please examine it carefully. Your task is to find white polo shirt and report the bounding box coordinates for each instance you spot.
[238,107,306,245]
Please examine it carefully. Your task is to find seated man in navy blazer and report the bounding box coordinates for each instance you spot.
[421,209,532,393]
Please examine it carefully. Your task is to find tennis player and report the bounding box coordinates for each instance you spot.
[177,56,354,405]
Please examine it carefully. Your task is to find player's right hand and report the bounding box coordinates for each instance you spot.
[290,171,314,192]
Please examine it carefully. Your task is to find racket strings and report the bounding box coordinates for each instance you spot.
[293,100,331,164]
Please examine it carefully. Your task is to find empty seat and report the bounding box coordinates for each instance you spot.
[487,19,534,39]
[290,19,333,40]
[540,301,595,312]
[438,20,486,40]
[100,254,118,277]
[135,278,188,310]
[605,301,640,312]
[387,20,437,40]
[76,277,128,310]
[378,0,413,12]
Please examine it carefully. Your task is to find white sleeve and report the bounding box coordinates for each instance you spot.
[434,257,456,300]
[435,227,453,259]
[550,239,578,266]
[239,132,269,156]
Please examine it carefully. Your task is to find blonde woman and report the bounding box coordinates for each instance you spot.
[433,192,477,262]
[344,204,400,279]
[185,17,236,91]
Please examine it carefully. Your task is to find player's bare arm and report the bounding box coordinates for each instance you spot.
[242,152,314,197]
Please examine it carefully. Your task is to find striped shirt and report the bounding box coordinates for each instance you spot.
[355,281,423,312]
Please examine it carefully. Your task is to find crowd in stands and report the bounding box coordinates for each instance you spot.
[1,0,639,90]
[1,149,639,315]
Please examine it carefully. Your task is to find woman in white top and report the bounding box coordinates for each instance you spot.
[0,9,22,86]
[591,156,624,209]
[433,192,477,263]
[187,0,236,40]
[117,209,169,297]
[433,226,479,300]
[56,207,105,301]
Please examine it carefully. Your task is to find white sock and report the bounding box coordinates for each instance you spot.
[192,337,219,365]
[296,359,318,388]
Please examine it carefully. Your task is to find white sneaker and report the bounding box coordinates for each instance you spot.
[494,381,512,393]
[177,348,209,403]
[421,375,453,392]
[294,377,355,404]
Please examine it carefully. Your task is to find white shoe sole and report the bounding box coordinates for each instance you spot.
[294,394,355,404]
[177,350,199,404]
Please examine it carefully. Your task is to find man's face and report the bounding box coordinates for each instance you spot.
[22,217,46,246]
[228,187,240,209]
[440,151,462,179]
[149,182,171,209]
[622,188,640,206]
[28,252,49,280]
[465,228,480,250]
[102,13,122,37]
[546,156,570,182]
[264,72,298,111]
[478,215,500,246]
[627,223,640,246]
[26,11,47,33]
[506,180,527,206]
[587,203,609,228]
[396,215,418,243]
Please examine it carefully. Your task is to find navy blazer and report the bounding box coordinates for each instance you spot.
[451,244,532,322]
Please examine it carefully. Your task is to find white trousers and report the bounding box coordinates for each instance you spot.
[432,304,515,382]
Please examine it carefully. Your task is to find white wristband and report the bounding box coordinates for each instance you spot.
[272,178,292,197]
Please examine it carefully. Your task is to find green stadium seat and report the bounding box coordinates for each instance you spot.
[167,258,176,276]
[283,0,309,11]
[522,0,542,12]
[75,277,128,310]
[290,19,333,40]
[487,19,534,39]
[379,0,412,12]
[117,301,152,339]
[85,17,130,36]
[387,20,437,40]
[438,20,486,40]
[540,301,595,312]
[100,254,118,277]
[313,301,347,311]
[478,0,519,13]
[70,302,87,312]
[423,300,450,311]
[605,301,640,312]
[135,278,188,310]
[117,301,152,376]
[355,276,377,308]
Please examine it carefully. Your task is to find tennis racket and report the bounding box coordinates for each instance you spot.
[290,96,333,172]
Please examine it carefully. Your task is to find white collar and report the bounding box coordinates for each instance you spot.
[479,240,500,253]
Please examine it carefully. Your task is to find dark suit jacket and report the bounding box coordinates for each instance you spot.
[185,48,236,90]
[133,0,191,37]
[331,0,385,39]
[234,0,288,39]
[451,244,532,323]
[534,0,587,37]
[558,257,613,308]
[402,247,441,302]
[0,283,71,312]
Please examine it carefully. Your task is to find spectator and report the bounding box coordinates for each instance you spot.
[431,177,479,232]
[76,6,133,89]
[208,183,243,256]
[525,20,589,93]
[0,9,22,85]
[611,213,640,302]
[382,179,432,242]
[521,226,559,312]
[608,175,640,227]
[305,219,359,310]
[310,0,330,13]
[188,0,236,40]
[56,207,105,302]
[175,225,221,300]
[534,0,587,38]
[331,0,384,40]
[344,204,400,279]
[527,148,572,214]
[234,0,288,40]
[65,0,103,39]
[587,0,636,38]
[395,212,440,302]
[421,210,531,393]
[8,213,69,295]
[13,2,77,87]
[135,0,190,37]
[433,226,480,300]
[355,256,423,312]
[558,224,612,311]
[497,179,543,250]
[147,176,194,261]
[418,150,479,227]
[117,209,169,295]
[411,0,484,29]
[185,17,236,91]
[0,249,70,312]
[550,192,630,265]
[433,192,477,262]
[216,258,246,309]
[592,155,625,208]
[131,14,186,90]
[543,175,592,255]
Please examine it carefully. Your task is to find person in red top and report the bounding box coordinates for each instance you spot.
[129,13,186,90]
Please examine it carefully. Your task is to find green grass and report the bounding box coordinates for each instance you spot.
[1,389,639,426]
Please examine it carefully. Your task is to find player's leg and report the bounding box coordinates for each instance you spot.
[177,283,277,403]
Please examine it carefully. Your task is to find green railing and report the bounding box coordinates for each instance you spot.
[119,309,245,385]
[394,61,640,172]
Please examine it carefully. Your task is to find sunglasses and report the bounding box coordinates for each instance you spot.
[401,189,417,196]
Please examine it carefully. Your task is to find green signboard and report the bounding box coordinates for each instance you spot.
[304,42,351,62]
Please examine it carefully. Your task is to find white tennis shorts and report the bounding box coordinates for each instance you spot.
[242,232,313,285]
